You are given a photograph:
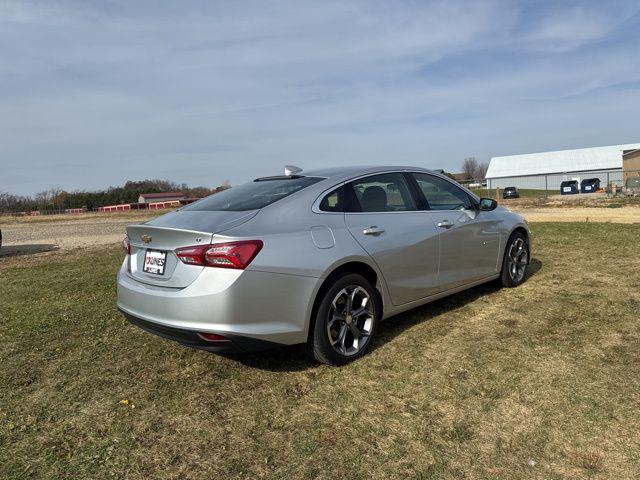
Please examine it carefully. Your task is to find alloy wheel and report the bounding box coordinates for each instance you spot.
[326,285,374,357]
[508,237,528,283]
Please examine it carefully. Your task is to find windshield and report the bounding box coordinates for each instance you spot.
[184,176,323,211]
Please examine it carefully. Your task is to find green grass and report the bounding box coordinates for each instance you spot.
[470,188,554,199]
[1,224,640,479]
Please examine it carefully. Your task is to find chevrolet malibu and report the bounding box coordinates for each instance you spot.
[117,166,531,365]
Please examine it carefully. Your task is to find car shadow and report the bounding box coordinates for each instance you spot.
[220,344,315,372]
[0,244,59,258]
[526,258,542,279]
[220,258,543,372]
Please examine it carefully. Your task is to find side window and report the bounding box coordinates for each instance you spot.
[319,187,342,212]
[412,173,473,211]
[349,173,417,212]
[319,185,360,212]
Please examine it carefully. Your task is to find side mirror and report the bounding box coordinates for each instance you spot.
[478,197,497,211]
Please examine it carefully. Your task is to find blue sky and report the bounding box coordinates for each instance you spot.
[1,0,639,194]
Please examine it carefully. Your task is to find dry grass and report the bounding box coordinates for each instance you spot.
[1,223,639,479]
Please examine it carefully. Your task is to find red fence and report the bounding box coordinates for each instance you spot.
[98,204,131,213]
[2,198,198,217]
[149,200,182,210]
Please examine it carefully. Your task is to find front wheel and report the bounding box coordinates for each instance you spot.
[308,273,379,366]
[500,232,529,288]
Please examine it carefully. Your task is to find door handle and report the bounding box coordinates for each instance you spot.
[363,226,385,236]
[437,220,453,229]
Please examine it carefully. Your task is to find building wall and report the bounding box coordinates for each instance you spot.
[623,151,640,183]
[487,169,622,191]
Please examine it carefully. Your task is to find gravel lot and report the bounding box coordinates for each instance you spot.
[511,206,640,224]
[0,212,159,255]
[1,205,638,257]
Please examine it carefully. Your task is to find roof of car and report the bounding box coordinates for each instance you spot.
[303,165,435,179]
[140,192,185,199]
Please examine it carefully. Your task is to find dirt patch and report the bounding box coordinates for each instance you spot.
[0,244,59,258]
[512,206,640,223]
[500,194,640,209]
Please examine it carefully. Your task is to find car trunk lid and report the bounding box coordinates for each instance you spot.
[125,210,259,288]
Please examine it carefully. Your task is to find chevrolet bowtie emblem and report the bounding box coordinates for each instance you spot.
[141,234,152,244]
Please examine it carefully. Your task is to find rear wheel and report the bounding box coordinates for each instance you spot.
[500,232,529,288]
[308,273,379,366]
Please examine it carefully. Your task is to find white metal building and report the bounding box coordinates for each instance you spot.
[486,143,640,190]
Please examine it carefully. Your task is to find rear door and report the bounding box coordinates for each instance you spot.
[344,172,440,305]
[411,173,501,289]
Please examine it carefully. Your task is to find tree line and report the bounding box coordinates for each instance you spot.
[0,179,230,213]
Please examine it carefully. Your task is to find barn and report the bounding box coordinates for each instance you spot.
[138,192,186,204]
[486,143,640,191]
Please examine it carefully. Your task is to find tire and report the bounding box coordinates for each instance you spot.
[308,273,379,366]
[500,231,529,288]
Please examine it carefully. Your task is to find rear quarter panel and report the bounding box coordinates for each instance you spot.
[220,193,392,329]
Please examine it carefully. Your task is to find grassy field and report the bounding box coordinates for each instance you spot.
[1,223,640,479]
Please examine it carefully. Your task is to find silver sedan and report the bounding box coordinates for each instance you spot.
[117,166,531,365]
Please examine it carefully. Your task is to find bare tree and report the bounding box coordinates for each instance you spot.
[461,157,489,180]
[461,157,479,180]
[476,162,489,179]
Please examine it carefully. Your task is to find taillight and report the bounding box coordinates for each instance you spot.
[198,332,230,342]
[122,236,131,255]
[175,240,263,269]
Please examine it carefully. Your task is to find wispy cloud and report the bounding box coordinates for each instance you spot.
[1,0,639,194]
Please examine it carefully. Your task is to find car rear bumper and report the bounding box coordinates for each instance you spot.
[116,261,319,348]
[120,310,281,352]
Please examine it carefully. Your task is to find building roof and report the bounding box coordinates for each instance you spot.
[139,192,185,199]
[450,172,468,181]
[486,143,640,179]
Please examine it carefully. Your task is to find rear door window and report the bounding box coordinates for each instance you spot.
[348,173,417,212]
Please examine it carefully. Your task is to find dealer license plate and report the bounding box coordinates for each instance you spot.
[143,249,167,275]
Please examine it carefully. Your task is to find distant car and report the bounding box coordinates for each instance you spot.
[580,178,600,193]
[560,180,579,195]
[117,166,531,365]
[502,187,519,199]
[625,176,640,196]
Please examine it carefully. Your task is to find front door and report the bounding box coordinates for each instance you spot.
[411,173,501,290]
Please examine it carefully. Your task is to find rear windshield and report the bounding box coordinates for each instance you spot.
[505,187,516,191]
[184,176,323,211]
